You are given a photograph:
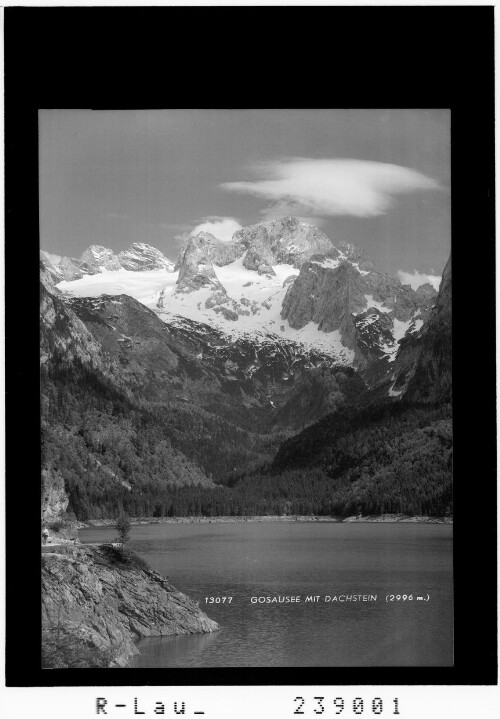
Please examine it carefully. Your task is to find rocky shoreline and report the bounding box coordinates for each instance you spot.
[42,543,218,668]
[76,513,452,528]
[343,514,452,524]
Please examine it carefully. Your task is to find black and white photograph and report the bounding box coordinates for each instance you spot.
[39,108,453,669]
[3,7,497,715]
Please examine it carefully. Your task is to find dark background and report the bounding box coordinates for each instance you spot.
[4,6,496,687]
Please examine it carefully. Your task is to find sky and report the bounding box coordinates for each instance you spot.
[39,109,450,286]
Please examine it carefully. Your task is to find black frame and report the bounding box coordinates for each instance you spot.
[4,6,496,687]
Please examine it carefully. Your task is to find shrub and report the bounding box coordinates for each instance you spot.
[115,515,131,544]
[100,545,149,572]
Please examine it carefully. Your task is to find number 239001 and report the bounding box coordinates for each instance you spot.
[294,697,400,715]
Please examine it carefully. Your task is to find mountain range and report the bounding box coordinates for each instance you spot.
[40,216,451,520]
[41,242,174,282]
[41,216,439,386]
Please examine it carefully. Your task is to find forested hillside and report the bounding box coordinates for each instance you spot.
[41,354,280,519]
[264,401,452,516]
[42,344,452,518]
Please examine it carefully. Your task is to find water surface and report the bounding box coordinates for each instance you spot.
[79,521,453,667]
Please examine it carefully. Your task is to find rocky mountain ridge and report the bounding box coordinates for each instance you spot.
[389,256,451,402]
[118,242,175,271]
[163,219,437,384]
[281,252,436,383]
[40,252,65,284]
[45,216,442,391]
[47,242,174,281]
[234,216,335,274]
[80,245,122,274]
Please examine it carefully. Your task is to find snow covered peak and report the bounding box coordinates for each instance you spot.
[118,243,174,271]
[232,216,335,273]
[50,242,174,278]
[48,219,437,382]
[82,244,113,258]
[79,245,121,274]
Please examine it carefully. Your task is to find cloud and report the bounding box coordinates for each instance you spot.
[398,270,441,291]
[221,158,442,219]
[190,216,243,243]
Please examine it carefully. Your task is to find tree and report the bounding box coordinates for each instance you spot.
[115,514,131,544]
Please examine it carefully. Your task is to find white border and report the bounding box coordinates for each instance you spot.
[0,2,497,718]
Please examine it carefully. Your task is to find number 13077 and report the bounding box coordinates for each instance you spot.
[294,697,400,715]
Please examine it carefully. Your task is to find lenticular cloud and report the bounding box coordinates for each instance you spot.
[221,158,441,219]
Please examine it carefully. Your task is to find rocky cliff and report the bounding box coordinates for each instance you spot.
[234,216,334,273]
[281,246,436,381]
[118,242,174,271]
[173,218,335,280]
[58,256,85,281]
[175,233,226,292]
[170,233,256,320]
[40,252,64,285]
[42,544,218,667]
[41,468,69,522]
[79,245,122,274]
[403,256,451,403]
[383,256,451,401]
[40,281,106,369]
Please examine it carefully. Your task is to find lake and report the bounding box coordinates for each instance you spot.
[79,521,453,668]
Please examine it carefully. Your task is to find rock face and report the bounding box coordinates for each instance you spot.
[171,233,256,321]
[49,242,175,282]
[336,241,376,273]
[283,260,365,337]
[401,256,451,403]
[118,243,174,271]
[41,468,69,521]
[234,217,334,272]
[40,259,61,294]
[172,234,250,320]
[58,256,84,281]
[209,236,247,266]
[79,245,122,274]
[175,234,226,293]
[40,281,106,368]
[174,218,333,282]
[281,246,436,381]
[40,253,64,285]
[42,544,218,667]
